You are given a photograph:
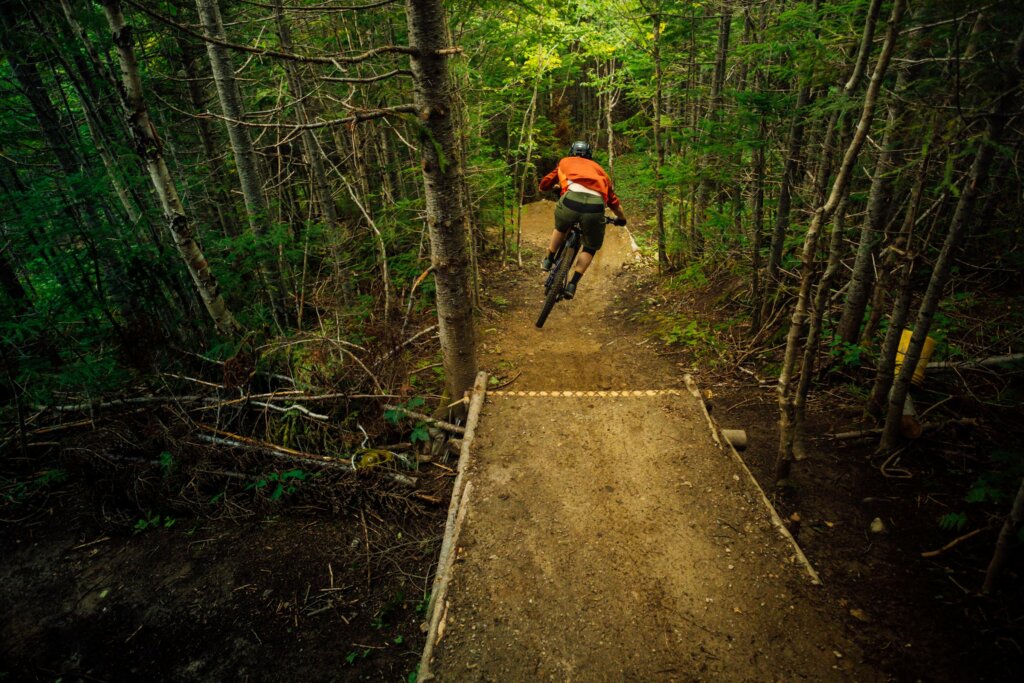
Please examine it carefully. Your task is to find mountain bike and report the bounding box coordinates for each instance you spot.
[535,214,616,329]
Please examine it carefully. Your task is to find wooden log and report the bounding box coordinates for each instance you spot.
[418,372,487,682]
[721,429,748,451]
[684,375,821,586]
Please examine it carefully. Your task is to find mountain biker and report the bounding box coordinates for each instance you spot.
[538,141,628,299]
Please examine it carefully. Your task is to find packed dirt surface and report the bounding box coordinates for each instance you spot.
[424,202,880,681]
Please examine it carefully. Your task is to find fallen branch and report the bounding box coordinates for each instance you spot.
[383,405,466,435]
[249,401,328,420]
[921,527,987,558]
[927,353,1024,370]
[831,417,980,440]
[378,325,438,365]
[37,395,206,412]
[196,427,416,487]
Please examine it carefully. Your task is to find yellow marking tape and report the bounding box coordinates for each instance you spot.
[489,389,683,398]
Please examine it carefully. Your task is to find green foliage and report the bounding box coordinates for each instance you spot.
[158,451,175,478]
[344,648,371,665]
[133,514,178,534]
[245,469,308,501]
[1,469,67,505]
[937,450,1024,536]
[827,338,864,370]
[938,511,968,533]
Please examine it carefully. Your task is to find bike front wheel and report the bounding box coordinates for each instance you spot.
[535,245,576,328]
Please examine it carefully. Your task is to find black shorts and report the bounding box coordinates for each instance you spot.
[554,191,606,251]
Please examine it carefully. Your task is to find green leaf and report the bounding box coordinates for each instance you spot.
[410,424,430,444]
[939,512,968,532]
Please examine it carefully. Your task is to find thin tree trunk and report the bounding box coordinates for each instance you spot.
[195,0,268,237]
[983,475,1024,594]
[749,113,767,332]
[101,0,240,335]
[879,30,1022,450]
[652,9,666,268]
[866,135,932,417]
[695,7,732,250]
[790,195,849,458]
[760,82,810,324]
[514,69,541,268]
[837,106,901,344]
[405,0,477,403]
[175,35,240,237]
[776,0,905,484]
[273,1,341,237]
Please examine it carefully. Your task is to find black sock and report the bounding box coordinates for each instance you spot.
[547,250,555,258]
[570,272,582,285]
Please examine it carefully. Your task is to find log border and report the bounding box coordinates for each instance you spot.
[417,371,487,682]
[684,374,822,586]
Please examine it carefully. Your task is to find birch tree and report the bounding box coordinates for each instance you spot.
[100,0,240,335]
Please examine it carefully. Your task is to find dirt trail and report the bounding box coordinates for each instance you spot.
[425,202,880,681]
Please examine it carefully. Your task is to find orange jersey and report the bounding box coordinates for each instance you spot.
[538,157,621,212]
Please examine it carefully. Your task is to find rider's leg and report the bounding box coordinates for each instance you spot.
[569,213,606,280]
[547,228,567,255]
[573,250,594,275]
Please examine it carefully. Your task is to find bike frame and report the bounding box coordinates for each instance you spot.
[542,223,583,298]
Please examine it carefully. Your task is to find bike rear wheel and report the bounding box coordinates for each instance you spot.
[535,245,576,328]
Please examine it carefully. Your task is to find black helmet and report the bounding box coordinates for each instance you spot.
[568,140,593,159]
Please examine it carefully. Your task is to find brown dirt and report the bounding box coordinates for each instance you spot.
[425,202,881,681]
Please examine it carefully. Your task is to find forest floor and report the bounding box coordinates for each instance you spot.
[2,202,1019,682]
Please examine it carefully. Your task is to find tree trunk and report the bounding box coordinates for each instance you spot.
[760,82,809,325]
[273,1,341,237]
[405,0,477,403]
[776,0,905,484]
[694,7,732,250]
[195,0,268,237]
[175,35,240,238]
[879,31,1021,450]
[837,111,901,345]
[749,113,767,332]
[100,0,240,336]
[983,475,1024,594]
[652,9,666,269]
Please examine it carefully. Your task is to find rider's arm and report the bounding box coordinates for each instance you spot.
[538,168,559,192]
[607,186,627,224]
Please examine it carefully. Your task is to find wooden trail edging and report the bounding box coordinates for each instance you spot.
[417,371,487,683]
[684,374,822,585]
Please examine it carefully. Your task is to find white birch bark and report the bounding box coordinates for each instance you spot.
[100,0,240,335]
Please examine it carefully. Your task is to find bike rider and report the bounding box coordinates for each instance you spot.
[538,141,628,299]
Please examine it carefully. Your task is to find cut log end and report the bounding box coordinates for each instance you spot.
[721,429,748,451]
